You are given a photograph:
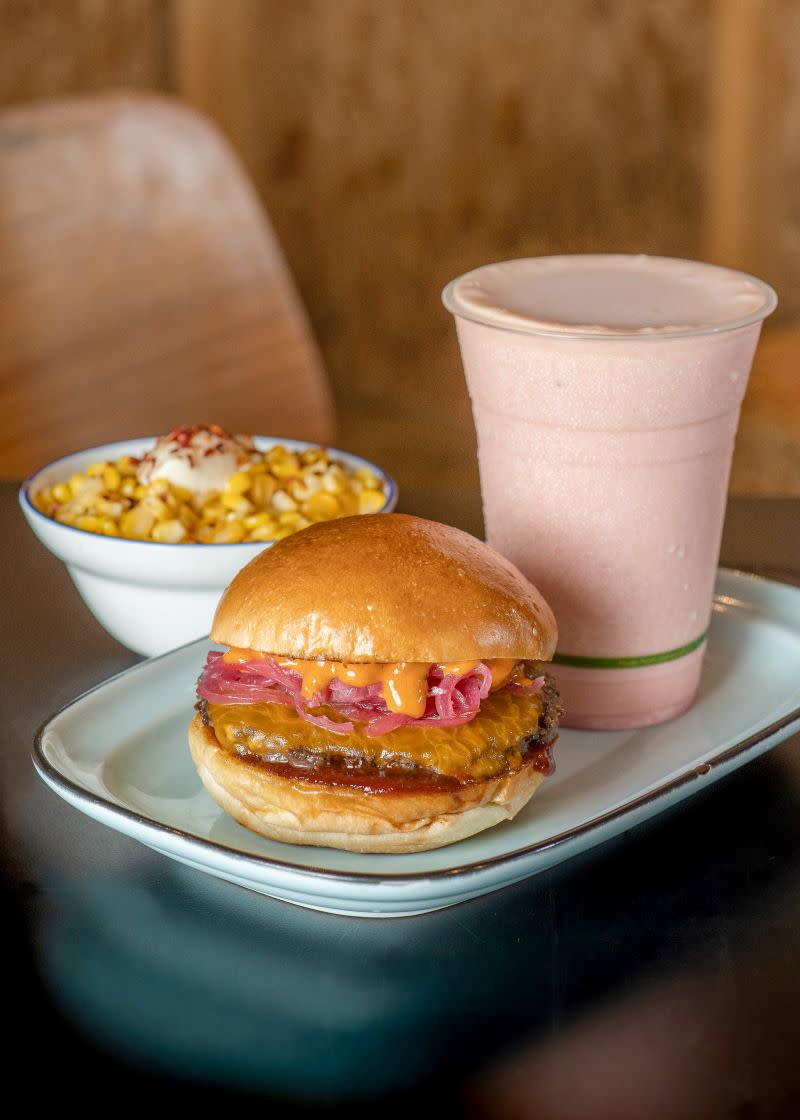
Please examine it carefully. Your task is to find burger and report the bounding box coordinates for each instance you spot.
[189,513,561,853]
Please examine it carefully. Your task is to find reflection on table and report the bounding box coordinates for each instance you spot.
[25,752,800,1115]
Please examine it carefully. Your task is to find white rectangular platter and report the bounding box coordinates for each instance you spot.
[34,569,800,917]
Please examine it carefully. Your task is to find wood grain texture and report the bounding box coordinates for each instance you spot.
[0,93,334,478]
[731,324,800,495]
[752,0,800,318]
[706,0,769,271]
[0,0,170,103]
[175,0,711,491]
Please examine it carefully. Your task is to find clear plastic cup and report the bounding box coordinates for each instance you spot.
[443,255,777,729]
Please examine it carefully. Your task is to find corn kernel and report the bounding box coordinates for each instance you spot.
[147,479,178,506]
[244,512,272,530]
[71,479,103,510]
[141,495,170,521]
[75,515,105,533]
[103,465,121,491]
[95,497,125,518]
[201,502,225,522]
[250,474,277,507]
[247,525,279,541]
[288,479,311,502]
[121,478,137,498]
[321,468,346,495]
[339,491,359,516]
[152,519,187,544]
[133,485,147,500]
[101,519,120,537]
[271,490,297,513]
[278,510,300,526]
[68,472,87,496]
[212,521,245,543]
[358,488,386,514]
[86,462,107,478]
[117,455,140,477]
[120,507,156,538]
[52,483,71,503]
[272,526,294,541]
[305,491,340,519]
[221,492,253,515]
[353,466,381,487]
[302,474,322,495]
[270,453,301,479]
[178,503,199,529]
[224,471,252,495]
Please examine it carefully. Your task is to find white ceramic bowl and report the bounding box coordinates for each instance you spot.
[20,436,398,658]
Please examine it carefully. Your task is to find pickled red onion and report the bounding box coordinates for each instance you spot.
[196,650,537,737]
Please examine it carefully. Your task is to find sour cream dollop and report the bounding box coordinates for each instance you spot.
[136,425,256,494]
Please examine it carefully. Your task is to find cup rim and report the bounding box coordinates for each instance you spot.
[442,253,778,341]
[20,435,399,551]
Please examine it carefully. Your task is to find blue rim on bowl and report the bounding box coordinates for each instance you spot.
[20,435,399,549]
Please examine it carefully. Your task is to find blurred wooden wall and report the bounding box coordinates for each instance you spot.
[0,0,798,493]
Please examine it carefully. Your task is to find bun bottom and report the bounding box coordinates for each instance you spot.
[188,713,548,854]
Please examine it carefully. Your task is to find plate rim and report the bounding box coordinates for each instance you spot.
[32,566,800,888]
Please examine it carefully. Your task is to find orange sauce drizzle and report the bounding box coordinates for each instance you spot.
[221,648,520,717]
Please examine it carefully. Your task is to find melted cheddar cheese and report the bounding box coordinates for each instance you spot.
[207,686,545,782]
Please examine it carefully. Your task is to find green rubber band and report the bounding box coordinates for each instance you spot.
[552,631,708,669]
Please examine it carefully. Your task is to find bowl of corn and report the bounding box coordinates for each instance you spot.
[20,434,397,657]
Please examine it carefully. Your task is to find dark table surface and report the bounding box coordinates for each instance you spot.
[5,481,800,1118]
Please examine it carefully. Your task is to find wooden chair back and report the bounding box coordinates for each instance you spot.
[0,93,334,478]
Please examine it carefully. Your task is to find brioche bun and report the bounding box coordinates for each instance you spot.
[189,713,547,854]
[211,513,557,663]
[191,514,559,854]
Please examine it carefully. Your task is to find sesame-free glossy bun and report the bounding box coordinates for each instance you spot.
[211,513,557,663]
[189,713,547,854]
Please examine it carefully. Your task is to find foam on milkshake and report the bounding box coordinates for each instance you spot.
[443,255,775,338]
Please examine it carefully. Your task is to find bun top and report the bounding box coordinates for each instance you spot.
[211,513,557,663]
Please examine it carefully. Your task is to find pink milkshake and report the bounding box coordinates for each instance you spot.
[443,255,776,729]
